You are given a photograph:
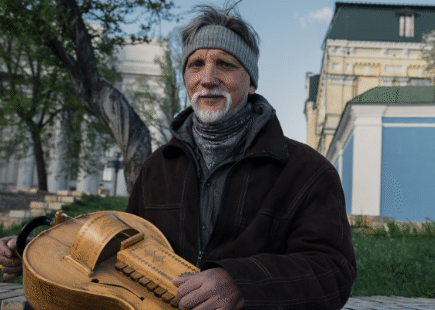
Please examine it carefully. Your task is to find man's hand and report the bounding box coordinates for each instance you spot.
[0,236,23,281]
[172,267,244,310]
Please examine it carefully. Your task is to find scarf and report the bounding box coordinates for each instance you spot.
[192,103,254,171]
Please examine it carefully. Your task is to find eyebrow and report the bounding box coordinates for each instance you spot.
[188,52,241,66]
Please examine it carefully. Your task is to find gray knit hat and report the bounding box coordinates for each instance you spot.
[181,25,259,89]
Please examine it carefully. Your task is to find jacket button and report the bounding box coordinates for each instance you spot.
[201,225,206,231]
[206,182,211,187]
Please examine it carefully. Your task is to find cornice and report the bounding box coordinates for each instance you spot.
[327,74,357,85]
[325,39,424,50]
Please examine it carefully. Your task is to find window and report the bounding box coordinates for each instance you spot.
[102,167,113,181]
[331,63,341,71]
[399,14,414,37]
[385,65,404,73]
[410,78,431,86]
[364,67,370,75]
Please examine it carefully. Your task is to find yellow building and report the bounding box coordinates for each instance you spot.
[305,2,435,156]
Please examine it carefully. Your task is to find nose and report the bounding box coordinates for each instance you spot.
[201,61,219,89]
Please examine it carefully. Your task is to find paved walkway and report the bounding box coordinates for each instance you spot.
[0,282,434,309]
[342,296,435,309]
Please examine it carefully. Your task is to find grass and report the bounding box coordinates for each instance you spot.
[349,217,435,298]
[2,199,435,299]
[0,195,128,285]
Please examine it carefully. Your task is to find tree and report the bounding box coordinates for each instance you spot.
[128,27,187,149]
[0,0,177,193]
[0,26,79,191]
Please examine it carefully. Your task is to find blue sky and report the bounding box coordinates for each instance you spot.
[126,0,435,144]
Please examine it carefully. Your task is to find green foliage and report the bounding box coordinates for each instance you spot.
[0,0,177,188]
[0,195,128,284]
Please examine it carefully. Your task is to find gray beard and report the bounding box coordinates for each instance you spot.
[191,89,246,124]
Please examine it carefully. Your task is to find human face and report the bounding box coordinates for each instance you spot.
[184,49,255,124]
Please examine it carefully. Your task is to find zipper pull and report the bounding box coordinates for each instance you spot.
[196,250,204,267]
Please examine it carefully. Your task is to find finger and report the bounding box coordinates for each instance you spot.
[179,289,209,310]
[2,272,21,282]
[175,278,203,300]
[1,264,22,274]
[0,256,22,267]
[172,276,192,286]
[0,239,15,259]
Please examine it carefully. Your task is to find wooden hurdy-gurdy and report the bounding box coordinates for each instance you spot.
[10,210,199,309]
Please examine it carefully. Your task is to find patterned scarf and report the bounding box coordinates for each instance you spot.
[192,103,254,171]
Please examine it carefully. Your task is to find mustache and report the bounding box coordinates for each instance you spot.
[191,89,228,103]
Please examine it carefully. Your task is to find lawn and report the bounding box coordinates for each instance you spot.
[350,218,435,297]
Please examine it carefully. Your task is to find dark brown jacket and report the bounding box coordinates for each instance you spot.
[126,111,357,309]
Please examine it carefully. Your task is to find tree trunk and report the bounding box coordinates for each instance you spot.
[31,131,48,191]
[46,0,152,193]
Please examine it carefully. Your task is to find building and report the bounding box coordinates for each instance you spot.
[0,39,167,196]
[305,2,435,156]
[326,86,435,222]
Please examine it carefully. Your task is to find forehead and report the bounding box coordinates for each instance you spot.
[187,49,240,62]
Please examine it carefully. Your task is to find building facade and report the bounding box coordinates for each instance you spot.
[0,39,167,196]
[326,86,435,222]
[305,2,435,156]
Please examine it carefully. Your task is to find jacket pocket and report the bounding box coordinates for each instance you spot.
[142,204,181,250]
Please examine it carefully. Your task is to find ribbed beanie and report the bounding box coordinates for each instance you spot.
[181,25,259,88]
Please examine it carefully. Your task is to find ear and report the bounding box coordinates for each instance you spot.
[248,86,255,95]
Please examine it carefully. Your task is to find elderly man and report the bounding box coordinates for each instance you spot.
[0,4,357,310]
[126,4,357,310]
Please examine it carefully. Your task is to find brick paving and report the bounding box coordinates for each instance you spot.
[0,283,434,309]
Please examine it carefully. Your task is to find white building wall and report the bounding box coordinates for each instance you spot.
[351,106,385,216]
[16,148,35,190]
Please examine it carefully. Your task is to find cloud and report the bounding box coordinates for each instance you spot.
[294,7,333,28]
[309,7,333,22]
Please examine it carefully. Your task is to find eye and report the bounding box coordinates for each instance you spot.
[188,60,204,68]
[219,60,235,68]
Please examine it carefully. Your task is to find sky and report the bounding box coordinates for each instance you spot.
[125,0,435,144]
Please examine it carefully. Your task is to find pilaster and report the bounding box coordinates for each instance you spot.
[351,105,386,216]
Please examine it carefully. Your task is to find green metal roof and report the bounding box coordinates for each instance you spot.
[307,75,320,102]
[325,2,435,43]
[348,86,435,104]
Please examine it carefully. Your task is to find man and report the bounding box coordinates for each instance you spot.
[126,4,357,309]
[0,4,357,309]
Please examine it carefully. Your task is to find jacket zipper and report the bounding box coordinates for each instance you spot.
[199,154,285,263]
[192,147,204,268]
[196,250,204,268]
[180,142,284,268]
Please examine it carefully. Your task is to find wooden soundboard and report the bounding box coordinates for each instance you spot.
[21,211,200,309]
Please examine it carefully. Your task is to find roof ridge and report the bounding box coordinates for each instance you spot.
[336,2,435,9]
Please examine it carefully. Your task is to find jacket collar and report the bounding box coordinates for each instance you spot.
[163,94,289,163]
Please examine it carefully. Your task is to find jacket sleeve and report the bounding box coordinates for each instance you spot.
[201,167,357,310]
[125,158,147,215]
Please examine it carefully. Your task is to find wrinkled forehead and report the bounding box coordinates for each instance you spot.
[186,49,242,64]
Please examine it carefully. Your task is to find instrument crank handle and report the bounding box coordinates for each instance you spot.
[6,210,67,258]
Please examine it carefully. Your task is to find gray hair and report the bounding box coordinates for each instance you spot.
[181,3,260,56]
